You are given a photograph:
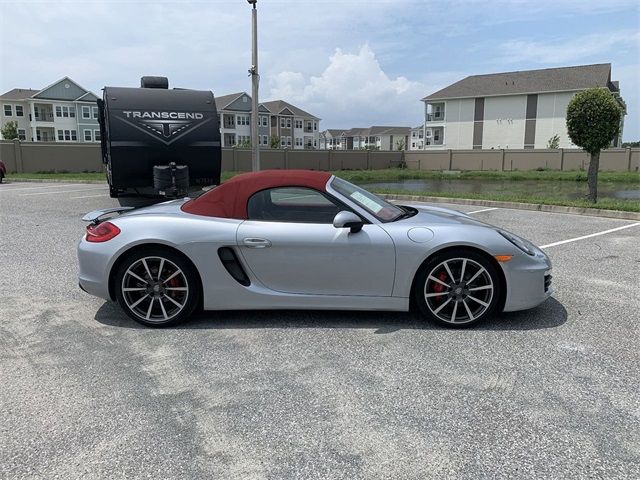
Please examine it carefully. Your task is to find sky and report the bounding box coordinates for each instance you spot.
[1,0,638,140]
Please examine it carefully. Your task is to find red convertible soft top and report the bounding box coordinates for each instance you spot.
[181,169,332,219]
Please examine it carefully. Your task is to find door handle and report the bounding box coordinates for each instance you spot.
[243,237,272,248]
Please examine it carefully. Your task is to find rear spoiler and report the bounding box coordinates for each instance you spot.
[82,207,135,224]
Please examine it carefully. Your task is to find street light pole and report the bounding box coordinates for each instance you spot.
[248,0,260,171]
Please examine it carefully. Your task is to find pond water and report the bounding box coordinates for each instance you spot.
[359,179,640,201]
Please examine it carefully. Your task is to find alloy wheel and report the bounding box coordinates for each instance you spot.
[424,257,494,325]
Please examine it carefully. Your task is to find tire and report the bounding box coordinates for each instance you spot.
[414,249,500,328]
[114,248,200,327]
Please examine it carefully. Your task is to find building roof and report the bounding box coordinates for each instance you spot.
[422,63,615,101]
[260,100,320,120]
[342,126,410,137]
[214,92,247,110]
[324,129,346,137]
[0,88,40,100]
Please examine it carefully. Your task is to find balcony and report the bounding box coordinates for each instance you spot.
[426,102,445,123]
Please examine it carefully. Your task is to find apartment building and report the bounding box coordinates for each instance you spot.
[0,77,100,143]
[320,126,410,150]
[421,63,626,150]
[215,92,320,149]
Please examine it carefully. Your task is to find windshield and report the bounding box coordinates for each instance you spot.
[331,177,405,222]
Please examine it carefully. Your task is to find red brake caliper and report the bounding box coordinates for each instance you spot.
[432,271,448,302]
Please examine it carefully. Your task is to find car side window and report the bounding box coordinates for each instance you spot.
[247,187,342,223]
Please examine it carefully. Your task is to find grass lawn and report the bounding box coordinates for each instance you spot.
[6,169,638,212]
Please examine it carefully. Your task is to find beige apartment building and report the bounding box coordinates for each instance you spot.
[421,63,626,150]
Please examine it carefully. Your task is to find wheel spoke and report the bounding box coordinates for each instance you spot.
[158,297,169,320]
[425,291,448,298]
[123,287,147,292]
[462,299,475,320]
[459,259,467,283]
[451,301,458,322]
[126,270,148,285]
[467,295,489,308]
[466,267,486,285]
[129,294,149,309]
[165,287,188,291]
[443,262,456,283]
[162,270,181,284]
[146,297,155,319]
[433,297,452,314]
[142,258,153,280]
[469,285,492,292]
[163,294,184,309]
[428,275,449,288]
[157,258,165,282]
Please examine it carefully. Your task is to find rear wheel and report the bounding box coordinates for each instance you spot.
[114,248,199,327]
[414,250,500,328]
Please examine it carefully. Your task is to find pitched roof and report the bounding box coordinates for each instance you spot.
[422,63,614,101]
[260,100,319,120]
[342,126,410,137]
[214,92,247,110]
[0,88,40,100]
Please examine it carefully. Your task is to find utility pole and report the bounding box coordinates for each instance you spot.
[248,0,260,171]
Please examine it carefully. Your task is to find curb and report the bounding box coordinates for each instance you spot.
[5,178,106,184]
[379,193,640,221]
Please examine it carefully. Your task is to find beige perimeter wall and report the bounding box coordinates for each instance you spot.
[0,141,638,173]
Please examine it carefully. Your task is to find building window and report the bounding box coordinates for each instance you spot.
[94,129,101,141]
[295,119,302,129]
[57,130,64,141]
[313,122,317,131]
[236,114,250,126]
[92,106,98,119]
[3,104,12,116]
[82,106,91,119]
[15,105,24,117]
[280,136,286,147]
[280,117,292,128]
[17,129,26,140]
[313,139,317,148]
[260,116,268,127]
[84,129,92,141]
[295,137,302,146]
[62,106,70,118]
[55,106,62,117]
[69,106,76,118]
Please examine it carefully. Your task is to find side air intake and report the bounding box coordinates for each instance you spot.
[218,247,251,286]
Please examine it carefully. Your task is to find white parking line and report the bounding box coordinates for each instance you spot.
[70,194,107,199]
[0,184,76,192]
[467,207,498,214]
[540,222,640,249]
[20,187,108,196]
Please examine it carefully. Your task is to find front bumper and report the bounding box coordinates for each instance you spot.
[502,248,553,312]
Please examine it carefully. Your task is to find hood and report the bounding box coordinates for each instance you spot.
[398,204,490,228]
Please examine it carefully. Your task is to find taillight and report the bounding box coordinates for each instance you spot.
[86,221,121,242]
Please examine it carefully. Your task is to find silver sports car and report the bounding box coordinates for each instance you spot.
[78,170,552,328]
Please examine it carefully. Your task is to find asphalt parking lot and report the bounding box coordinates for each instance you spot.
[1,181,639,479]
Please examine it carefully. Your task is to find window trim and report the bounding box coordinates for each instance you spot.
[246,186,363,224]
[17,128,26,140]
[94,129,101,142]
[82,105,91,119]
[4,104,13,116]
[15,105,24,117]
[84,129,92,141]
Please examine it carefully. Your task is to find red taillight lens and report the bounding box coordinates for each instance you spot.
[86,221,121,242]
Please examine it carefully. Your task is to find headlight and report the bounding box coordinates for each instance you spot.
[497,229,536,256]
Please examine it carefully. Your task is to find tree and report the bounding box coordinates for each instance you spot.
[547,134,560,149]
[237,139,251,149]
[269,135,280,149]
[566,88,622,203]
[622,141,640,148]
[395,138,406,151]
[1,121,19,140]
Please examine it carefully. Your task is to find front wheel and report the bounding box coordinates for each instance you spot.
[414,250,501,328]
[114,248,200,327]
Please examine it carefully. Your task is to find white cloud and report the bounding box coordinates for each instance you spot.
[266,45,426,127]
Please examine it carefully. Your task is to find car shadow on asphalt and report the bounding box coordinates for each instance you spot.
[94,297,567,333]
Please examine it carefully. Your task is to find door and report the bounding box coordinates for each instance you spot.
[236,187,395,296]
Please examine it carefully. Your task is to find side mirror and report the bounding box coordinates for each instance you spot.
[333,211,363,233]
